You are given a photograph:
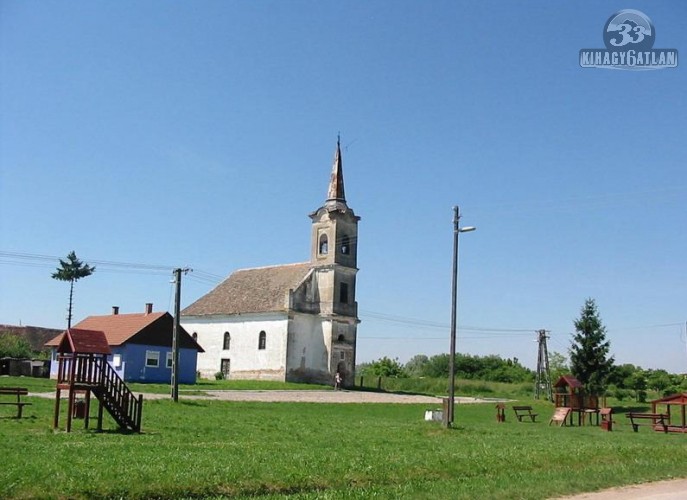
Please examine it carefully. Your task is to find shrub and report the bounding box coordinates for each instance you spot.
[214,371,225,380]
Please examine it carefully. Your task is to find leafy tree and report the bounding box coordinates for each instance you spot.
[424,354,450,378]
[404,354,429,377]
[0,332,34,358]
[361,356,407,378]
[607,363,640,389]
[646,369,672,393]
[549,351,570,381]
[569,298,614,395]
[52,251,95,328]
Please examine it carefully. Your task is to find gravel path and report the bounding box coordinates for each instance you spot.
[554,478,687,499]
[142,389,495,404]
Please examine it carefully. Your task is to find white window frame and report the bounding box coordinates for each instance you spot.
[112,354,122,369]
[145,350,160,368]
[166,351,173,368]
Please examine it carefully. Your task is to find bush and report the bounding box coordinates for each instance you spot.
[0,333,34,358]
[214,371,225,380]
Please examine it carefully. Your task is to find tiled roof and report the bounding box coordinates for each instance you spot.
[46,312,166,347]
[57,328,112,355]
[182,263,312,317]
[554,375,584,389]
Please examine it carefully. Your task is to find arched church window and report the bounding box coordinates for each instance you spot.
[337,334,345,342]
[223,332,231,350]
[258,331,266,350]
[319,234,328,255]
[192,332,198,341]
[341,235,350,255]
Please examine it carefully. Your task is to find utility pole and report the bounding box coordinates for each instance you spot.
[445,206,476,428]
[534,329,553,401]
[171,267,191,402]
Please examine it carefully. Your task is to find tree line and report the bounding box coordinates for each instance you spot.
[358,298,686,400]
[358,353,534,384]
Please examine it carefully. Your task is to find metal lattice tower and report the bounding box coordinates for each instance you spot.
[534,329,553,401]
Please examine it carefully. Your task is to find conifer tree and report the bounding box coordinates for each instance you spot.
[569,298,614,395]
[52,251,95,328]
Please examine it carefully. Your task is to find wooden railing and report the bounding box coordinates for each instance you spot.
[57,354,142,432]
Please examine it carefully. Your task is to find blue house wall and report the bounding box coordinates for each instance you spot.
[121,343,197,384]
[49,345,198,384]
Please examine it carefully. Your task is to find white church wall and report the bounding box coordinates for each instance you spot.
[286,313,332,384]
[181,313,288,380]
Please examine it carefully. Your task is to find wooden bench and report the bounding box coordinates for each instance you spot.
[513,405,538,422]
[0,387,32,418]
[625,412,668,433]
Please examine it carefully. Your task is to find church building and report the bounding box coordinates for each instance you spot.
[181,140,360,385]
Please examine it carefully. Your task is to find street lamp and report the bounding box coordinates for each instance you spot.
[446,206,476,428]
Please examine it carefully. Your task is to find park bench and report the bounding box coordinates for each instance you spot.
[625,412,668,433]
[513,405,538,422]
[0,387,32,418]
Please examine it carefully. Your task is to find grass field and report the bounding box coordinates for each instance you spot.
[2,377,687,499]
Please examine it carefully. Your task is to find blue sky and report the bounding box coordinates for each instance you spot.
[1,1,685,372]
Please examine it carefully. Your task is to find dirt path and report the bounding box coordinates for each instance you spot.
[554,478,687,499]
[142,389,495,404]
[31,389,497,404]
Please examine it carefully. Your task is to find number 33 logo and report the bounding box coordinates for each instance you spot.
[609,23,648,47]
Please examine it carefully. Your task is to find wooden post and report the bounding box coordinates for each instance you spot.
[97,396,104,432]
[84,390,91,430]
[53,387,61,429]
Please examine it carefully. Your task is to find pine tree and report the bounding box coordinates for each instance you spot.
[569,298,614,395]
[52,251,95,328]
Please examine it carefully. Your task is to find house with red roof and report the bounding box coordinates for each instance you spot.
[46,303,204,384]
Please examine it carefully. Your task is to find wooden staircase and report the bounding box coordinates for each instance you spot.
[55,353,143,432]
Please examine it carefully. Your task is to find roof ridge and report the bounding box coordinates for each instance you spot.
[84,311,167,319]
[235,262,311,272]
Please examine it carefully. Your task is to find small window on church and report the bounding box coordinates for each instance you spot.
[337,334,345,342]
[223,332,231,350]
[192,332,198,341]
[341,235,350,255]
[258,331,266,350]
[340,282,349,304]
[319,234,328,255]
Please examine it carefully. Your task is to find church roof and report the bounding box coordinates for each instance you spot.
[181,262,312,317]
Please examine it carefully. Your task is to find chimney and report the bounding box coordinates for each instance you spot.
[145,303,153,315]
[112,306,119,315]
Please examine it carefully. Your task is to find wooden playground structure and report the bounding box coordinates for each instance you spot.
[551,375,602,426]
[53,329,143,433]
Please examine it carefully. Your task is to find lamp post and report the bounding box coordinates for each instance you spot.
[446,206,476,428]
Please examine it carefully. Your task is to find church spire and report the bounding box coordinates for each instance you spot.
[326,136,346,204]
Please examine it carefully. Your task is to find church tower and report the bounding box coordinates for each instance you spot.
[309,138,360,383]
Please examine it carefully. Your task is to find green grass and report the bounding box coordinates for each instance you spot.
[359,375,532,399]
[0,375,332,394]
[2,383,687,499]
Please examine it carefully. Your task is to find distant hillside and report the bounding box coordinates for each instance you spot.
[0,324,63,352]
